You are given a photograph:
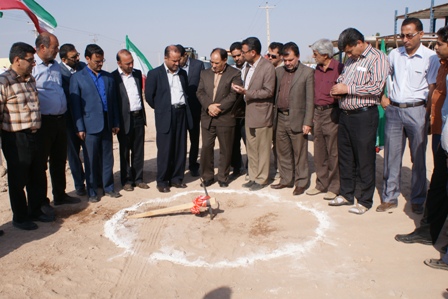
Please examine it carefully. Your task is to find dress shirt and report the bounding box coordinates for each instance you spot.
[314,59,344,106]
[164,64,185,105]
[62,62,76,74]
[337,44,389,110]
[430,59,448,134]
[32,54,66,115]
[86,67,108,112]
[440,78,448,152]
[119,68,142,111]
[244,56,261,89]
[388,44,439,103]
[0,69,41,132]
[232,62,247,81]
[182,57,190,75]
[277,70,295,109]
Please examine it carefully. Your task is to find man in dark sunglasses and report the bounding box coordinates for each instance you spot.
[267,42,284,68]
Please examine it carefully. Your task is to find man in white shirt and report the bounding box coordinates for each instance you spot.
[378,17,439,214]
[112,49,149,192]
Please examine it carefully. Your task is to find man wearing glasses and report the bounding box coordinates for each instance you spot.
[59,44,87,197]
[267,42,284,68]
[0,42,47,230]
[378,18,439,214]
[70,44,121,202]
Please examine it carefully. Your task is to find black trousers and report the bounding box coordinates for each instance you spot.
[118,113,145,186]
[41,115,68,201]
[156,107,187,187]
[188,112,201,172]
[427,145,448,243]
[2,129,46,222]
[338,107,378,209]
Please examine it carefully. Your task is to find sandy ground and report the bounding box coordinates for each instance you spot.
[0,106,447,299]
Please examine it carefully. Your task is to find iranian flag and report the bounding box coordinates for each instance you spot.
[126,35,153,89]
[0,0,57,33]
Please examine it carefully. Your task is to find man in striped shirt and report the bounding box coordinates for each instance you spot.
[328,28,389,215]
[0,42,48,230]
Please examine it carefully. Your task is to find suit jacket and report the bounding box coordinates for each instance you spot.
[274,63,315,132]
[112,68,147,134]
[60,62,86,100]
[69,67,120,134]
[196,65,243,128]
[244,57,276,128]
[145,65,193,134]
[185,58,205,116]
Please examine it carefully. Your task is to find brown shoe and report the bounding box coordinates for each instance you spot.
[270,183,292,190]
[376,202,398,212]
[123,184,134,191]
[293,186,305,196]
[137,183,149,189]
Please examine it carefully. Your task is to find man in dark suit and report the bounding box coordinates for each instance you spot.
[270,42,315,196]
[112,49,149,192]
[197,48,243,187]
[70,44,121,202]
[177,44,205,177]
[145,45,193,193]
[232,37,276,191]
[59,43,87,196]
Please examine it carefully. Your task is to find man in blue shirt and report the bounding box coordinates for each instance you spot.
[70,44,121,202]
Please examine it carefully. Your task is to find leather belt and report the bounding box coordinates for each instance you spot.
[341,105,376,115]
[277,109,289,116]
[172,103,186,109]
[390,100,425,108]
[42,114,65,119]
[314,104,338,111]
[131,110,143,117]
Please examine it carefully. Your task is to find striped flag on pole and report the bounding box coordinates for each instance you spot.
[0,0,56,33]
[125,35,152,89]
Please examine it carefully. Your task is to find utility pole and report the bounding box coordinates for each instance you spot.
[259,2,275,48]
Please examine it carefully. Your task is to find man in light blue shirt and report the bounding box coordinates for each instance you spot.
[378,18,439,214]
[33,32,80,209]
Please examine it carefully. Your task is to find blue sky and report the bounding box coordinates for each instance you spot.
[0,0,445,71]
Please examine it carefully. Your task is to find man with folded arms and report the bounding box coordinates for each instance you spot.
[378,18,439,214]
[329,28,389,215]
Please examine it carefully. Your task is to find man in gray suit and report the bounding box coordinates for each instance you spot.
[232,37,276,191]
[197,48,243,187]
[270,42,314,196]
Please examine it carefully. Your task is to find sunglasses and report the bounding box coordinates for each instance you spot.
[267,53,278,59]
[398,31,421,39]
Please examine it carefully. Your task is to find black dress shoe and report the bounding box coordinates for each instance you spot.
[171,183,187,188]
[76,188,87,196]
[89,196,100,203]
[123,183,134,191]
[270,183,292,190]
[201,179,215,187]
[157,186,170,193]
[41,204,55,217]
[105,191,122,198]
[395,231,432,245]
[13,220,38,230]
[190,169,200,177]
[293,186,306,196]
[249,183,266,191]
[54,194,82,206]
[218,181,229,187]
[229,171,243,180]
[31,213,55,222]
[136,182,150,189]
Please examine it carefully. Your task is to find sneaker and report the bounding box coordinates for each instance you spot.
[424,258,448,271]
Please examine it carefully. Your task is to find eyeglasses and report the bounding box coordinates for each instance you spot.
[20,57,36,63]
[67,53,80,61]
[92,59,106,64]
[241,50,250,54]
[398,31,421,39]
[267,53,278,59]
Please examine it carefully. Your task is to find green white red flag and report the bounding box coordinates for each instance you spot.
[125,35,153,79]
[0,0,57,33]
